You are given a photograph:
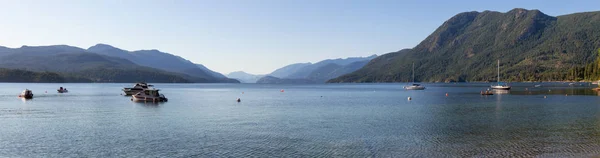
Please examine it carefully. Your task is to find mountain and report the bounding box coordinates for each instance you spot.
[307,60,371,83]
[284,55,377,79]
[256,76,316,84]
[226,71,265,83]
[0,45,194,83]
[87,44,236,83]
[330,9,600,83]
[268,63,312,78]
[0,68,91,83]
[258,55,377,83]
[196,64,227,78]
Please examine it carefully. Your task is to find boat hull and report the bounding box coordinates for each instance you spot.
[404,86,426,90]
[123,89,144,96]
[131,94,168,102]
[490,86,511,90]
[57,90,68,93]
[18,94,33,99]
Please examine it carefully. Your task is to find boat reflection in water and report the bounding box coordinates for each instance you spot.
[492,89,510,94]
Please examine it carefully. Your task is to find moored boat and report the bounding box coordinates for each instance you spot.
[491,60,511,90]
[481,90,494,95]
[404,63,426,90]
[404,84,426,90]
[131,88,168,102]
[123,82,152,96]
[18,89,33,99]
[57,87,68,93]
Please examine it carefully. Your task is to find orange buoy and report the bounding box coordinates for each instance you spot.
[280,89,284,92]
[445,93,448,97]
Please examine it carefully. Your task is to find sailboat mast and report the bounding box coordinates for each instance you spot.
[412,63,415,83]
[497,60,500,83]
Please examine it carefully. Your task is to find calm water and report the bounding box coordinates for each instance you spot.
[1,83,600,157]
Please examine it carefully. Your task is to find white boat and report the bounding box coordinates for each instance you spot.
[18,89,33,99]
[131,88,168,102]
[405,84,426,90]
[404,63,425,90]
[122,82,153,96]
[491,60,511,90]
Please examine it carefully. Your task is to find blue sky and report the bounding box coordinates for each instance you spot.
[0,0,598,74]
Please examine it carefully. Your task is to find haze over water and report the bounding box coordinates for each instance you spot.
[1,83,600,157]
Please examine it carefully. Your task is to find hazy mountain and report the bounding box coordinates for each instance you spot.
[258,55,377,83]
[0,45,211,83]
[196,64,227,78]
[330,9,600,83]
[87,44,236,82]
[226,71,265,83]
[307,60,371,83]
[268,63,312,78]
[256,76,316,84]
[284,55,377,79]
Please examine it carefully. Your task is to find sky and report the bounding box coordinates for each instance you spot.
[0,0,599,75]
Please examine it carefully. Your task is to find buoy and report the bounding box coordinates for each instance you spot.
[408,97,412,100]
[242,92,244,94]
[525,88,528,91]
[280,89,284,92]
[565,94,568,96]
[445,93,448,97]
[237,98,241,102]
[544,96,547,98]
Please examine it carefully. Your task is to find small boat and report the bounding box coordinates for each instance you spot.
[131,88,168,102]
[57,87,68,93]
[404,63,426,90]
[534,84,541,88]
[18,89,33,99]
[481,91,494,95]
[491,60,511,90]
[122,82,152,96]
[404,84,426,90]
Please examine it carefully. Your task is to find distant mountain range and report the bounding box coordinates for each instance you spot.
[330,9,600,83]
[0,44,238,83]
[226,71,265,83]
[257,55,377,83]
[256,76,316,84]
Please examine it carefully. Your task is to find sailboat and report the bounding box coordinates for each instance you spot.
[404,63,426,90]
[491,60,511,90]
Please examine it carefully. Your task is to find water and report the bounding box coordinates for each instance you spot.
[1,83,600,157]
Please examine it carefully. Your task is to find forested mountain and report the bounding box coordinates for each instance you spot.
[330,9,600,83]
[256,76,316,84]
[307,60,371,83]
[87,44,235,82]
[196,64,227,78]
[0,68,90,83]
[0,45,233,83]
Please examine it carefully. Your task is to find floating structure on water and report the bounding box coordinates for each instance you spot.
[404,63,426,90]
[57,87,68,93]
[18,89,33,99]
[131,88,168,102]
[123,82,152,96]
[491,60,511,90]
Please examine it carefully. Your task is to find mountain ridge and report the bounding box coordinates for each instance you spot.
[330,9,600,83]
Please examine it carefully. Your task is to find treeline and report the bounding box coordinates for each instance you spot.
[0,68,89,83]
